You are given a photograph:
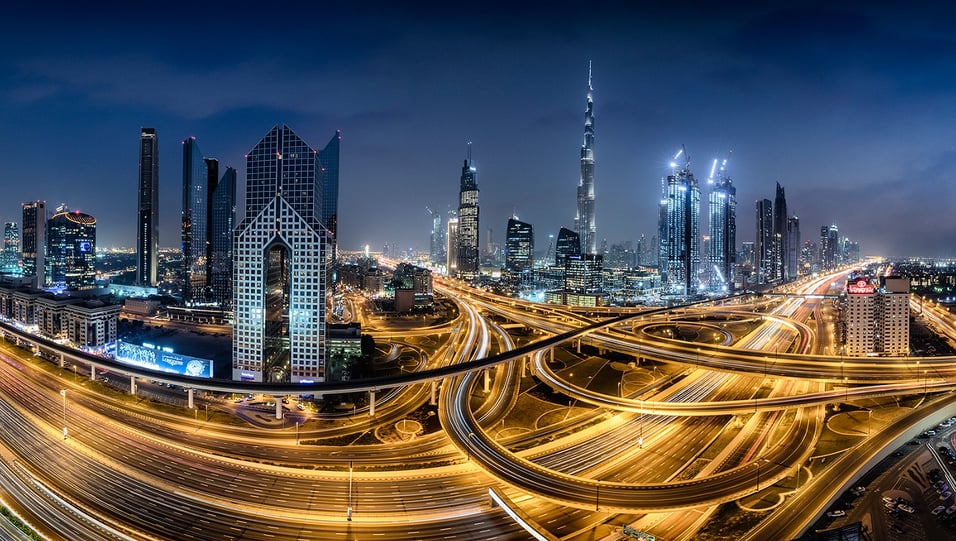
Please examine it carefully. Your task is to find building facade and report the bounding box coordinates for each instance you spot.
[2,222,20,274]
[137,128,159,287]
[456,149,479,278]
[755,198,773,284]
[181,137,214,304]
[708,170,736,292]
[505,217,534,272]
[46,209,96,291]
[21,201,46,287]
[663,161,700,295]
[210,166,236,308]
[555,227,581,267]
[233,125,327,383]
[772,182,788,282]
[843,276,910,356]
[319,131,341,265]
[575,63,597,255]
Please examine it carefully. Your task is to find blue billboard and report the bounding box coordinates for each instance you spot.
[115,340,213,378]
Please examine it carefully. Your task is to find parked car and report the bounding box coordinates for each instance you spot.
[826,510,846,518]
[933,505,947,516]
[898,503,916,514]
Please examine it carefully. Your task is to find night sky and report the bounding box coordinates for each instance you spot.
[2,2,955,258]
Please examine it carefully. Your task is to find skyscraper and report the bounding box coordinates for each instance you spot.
[233,125,327,383]
[209,166,236,308]
[663,155,700,295]
[554,227,581,267]
[820,224,839,270]
[137,128,159,286]
[21,201,46,287]
[319,131,341,264]
[575,62,597,255]
[505,216,534,273]
[708,165,736,292]
[2,222,19,273]
[428,208,445,267]
[755,199,773,284]
[772,182,788,282]
[46,209,96,291]
[181,137,214,304]
[456,146,479,278]
[446,213,459,274]
[786,215,800,280]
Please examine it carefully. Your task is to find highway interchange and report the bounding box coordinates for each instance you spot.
[0,267,954,540]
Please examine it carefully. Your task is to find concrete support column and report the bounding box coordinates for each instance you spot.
[90,365,96,381]
[369,390,376,417]
[59,353,65,368]
[483,369,491,393]
[520,358,526,379]
[576,339,581,354]
[430,380,437,406]
[130,376,137,395]
[549,348,554,362]
[275,397,283,420]
[187,388,194,409]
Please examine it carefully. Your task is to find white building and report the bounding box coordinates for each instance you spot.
[844,276,910,356]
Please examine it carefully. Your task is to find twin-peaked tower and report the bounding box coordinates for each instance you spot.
[575,62,597,255]
[456,144,479,278]
[232,125,329,383]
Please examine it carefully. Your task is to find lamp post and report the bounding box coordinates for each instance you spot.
[60,389,67,440]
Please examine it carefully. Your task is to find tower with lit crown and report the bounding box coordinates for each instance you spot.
[456,145,479,278]
[707,157,736,292]
[575,62,597,255]
[662,148,700,295]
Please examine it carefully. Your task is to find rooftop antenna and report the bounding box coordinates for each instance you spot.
[467,141,472,165]
[588,59,592,91]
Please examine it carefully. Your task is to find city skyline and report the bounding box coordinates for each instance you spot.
[3,4,956,257]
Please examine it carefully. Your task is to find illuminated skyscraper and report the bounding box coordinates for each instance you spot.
[755,199,773,284]
[181,137,215,304]
[505,216,534,272]
[772,182,788,282]
[456,146,479,278]
[233,125,327,383]
[663,155,700,295]
[575,63,596,255]
[786,215,800,280]
[46,209,96,291]
[209,166,236,308]
[319,131,341,264]
[2,222,19,273]
[555,227,581,267]
[137,128,159,286]
[820,224,839,270]
[21,201,46,287]
[446,213,458,274]
[428,208,445,267]
[707,164,736,292]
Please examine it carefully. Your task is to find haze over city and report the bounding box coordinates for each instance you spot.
[2,2,956,256]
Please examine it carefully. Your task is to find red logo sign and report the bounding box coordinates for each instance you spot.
[847,279,874,294]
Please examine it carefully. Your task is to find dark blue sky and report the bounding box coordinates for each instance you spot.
[2,2,955,257]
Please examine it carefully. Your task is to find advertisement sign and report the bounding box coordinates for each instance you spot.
[115,340,213,378]
[847,278,875,295]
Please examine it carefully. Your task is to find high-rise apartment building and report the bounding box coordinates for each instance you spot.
[2,222,19,273]
[575,63,597,255]
[755,198,773,284]
[844,276,910,356]
[446,213,459,274]
[319,131,341,265]
[210,166,236,308]
[428,208,445,267]
[786,215,800,280]
[137,128,159,286]
[663,158,700,295]
[46,209,96,291]
[21,201,46,287]
[181,137,214,304]
[233,125,327,383]
[456,147,479,278]
[772,183,788,282]
[708,167,736,292]
[820,224,839,270]
[555,227,581,267]
[505,217,534,273]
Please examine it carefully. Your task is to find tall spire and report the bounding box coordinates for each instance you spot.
[576,62,597,255]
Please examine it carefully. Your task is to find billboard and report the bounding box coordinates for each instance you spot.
[115,340,213,378]
[847,278,875,295]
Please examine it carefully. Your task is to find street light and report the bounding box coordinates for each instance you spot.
[59,389,67,440]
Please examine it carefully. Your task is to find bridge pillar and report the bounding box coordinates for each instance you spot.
[187,388,194,409]
[483,369,491,393]
[369,390,376,417]
[576,339,581,354]
[90,365,96,381]
[520,358,526,379]
[430,380,437,406]
[130,375,137,395]
[59,353,65,368]
[275,397,283,420]
[549,348,554,362]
